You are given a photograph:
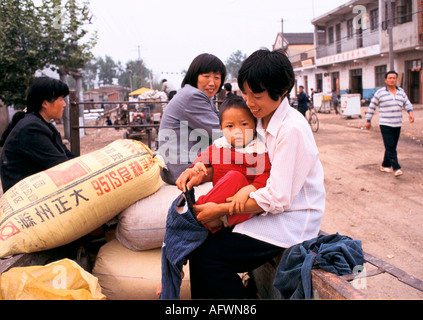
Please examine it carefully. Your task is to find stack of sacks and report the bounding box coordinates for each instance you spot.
[0,139,162,258]
[93,181,212,299]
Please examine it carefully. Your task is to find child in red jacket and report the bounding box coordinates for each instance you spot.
[177,95,271,232]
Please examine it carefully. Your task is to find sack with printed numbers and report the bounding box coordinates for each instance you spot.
[0,258,105,300]
[0,139,162,258]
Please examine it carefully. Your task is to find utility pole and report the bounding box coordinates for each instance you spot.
[385,0,395,70]
[281,18,285,51]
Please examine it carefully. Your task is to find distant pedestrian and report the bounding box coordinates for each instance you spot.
[224,83,235,99]
[365,70,414,177]
[331,89,339,115]
[105,116,112,125]
[297,85,309,117]
[161,79,177,101]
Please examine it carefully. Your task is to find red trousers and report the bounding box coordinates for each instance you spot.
[196,170,254,232]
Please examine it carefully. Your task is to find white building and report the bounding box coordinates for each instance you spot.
[294,0,422,104]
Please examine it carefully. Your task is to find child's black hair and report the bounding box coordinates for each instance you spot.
[218,95,256,126]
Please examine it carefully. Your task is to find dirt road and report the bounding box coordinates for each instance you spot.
[1,105,422,299]
[314,106,423,299]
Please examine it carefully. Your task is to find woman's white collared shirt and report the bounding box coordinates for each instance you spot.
[233,98,326,248]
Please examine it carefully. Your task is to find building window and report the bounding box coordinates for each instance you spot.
[347,19,354,38]
[397,0,412,24]
[384,1,397,26]
[370,9,379,31]
[316,26,326,46]
[356,27,363,48]
[375,65,387,88]
[336,23,341,53]
[328,26,334,44]
[300,53,308,60]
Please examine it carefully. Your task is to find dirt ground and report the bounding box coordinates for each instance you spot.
[1,105,422,299]
[314,106,423,299]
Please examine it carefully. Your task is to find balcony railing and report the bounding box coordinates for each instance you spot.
[316,30,379,59]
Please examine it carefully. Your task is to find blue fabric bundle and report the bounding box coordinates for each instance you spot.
[160,189,209,299]
[273,233,364,299]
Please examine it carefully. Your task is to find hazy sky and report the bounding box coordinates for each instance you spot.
[84,0,347,86]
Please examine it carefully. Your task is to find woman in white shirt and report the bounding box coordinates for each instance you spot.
[180,49,326,299]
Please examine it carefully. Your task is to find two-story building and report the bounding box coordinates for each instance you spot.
[294,0,422,104]
[273,32,315,95]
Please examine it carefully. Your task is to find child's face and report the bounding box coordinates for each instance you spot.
[241,82,282,127]
[220,107,256,148]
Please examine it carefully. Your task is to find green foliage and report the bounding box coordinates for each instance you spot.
[81,57,151,92]
[0,0,97,109]
[225,50,247,80]
[96,55,118,85]
[118,60,150,90]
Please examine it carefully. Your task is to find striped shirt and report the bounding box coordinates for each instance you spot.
[366,86,413,127]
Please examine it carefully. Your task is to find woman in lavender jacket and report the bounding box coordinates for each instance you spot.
[158,53,226,184]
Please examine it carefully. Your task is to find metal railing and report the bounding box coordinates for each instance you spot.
[69,99,165,156]
[69,97,225,156]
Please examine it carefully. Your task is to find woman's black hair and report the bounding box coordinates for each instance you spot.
[0,77,69,147]
[26,77,70,113]
[237,48,295,102]
[218,95,256,126]
[181,53,227,93]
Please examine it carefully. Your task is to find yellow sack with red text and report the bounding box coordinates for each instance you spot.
[0,258,105,300]
[0,139,162,258]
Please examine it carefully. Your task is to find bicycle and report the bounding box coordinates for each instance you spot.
[289,99,319,133]
[307,105,319,133]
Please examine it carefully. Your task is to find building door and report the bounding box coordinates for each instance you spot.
[304,75,308,95]
[315,73,323,92]
[408,70,421,103]
[406,60,422,104]
[350,68,363,97]
[331,72,340,93]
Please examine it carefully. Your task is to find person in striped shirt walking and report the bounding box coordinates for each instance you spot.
[365,70,415,177]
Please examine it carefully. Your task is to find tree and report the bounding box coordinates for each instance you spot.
[0,0,47,108]
[0,0,97,109]
[81,59,98,91]
[118,59,150,90]
[225,50,247,80]
[96,55,119,85]
[38,0,97,77]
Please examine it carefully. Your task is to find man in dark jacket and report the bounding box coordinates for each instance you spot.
[297,85,309,117]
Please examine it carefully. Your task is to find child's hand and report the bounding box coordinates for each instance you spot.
[193,162,208,176]
[227,185,256,215]
[176,168,201,192]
